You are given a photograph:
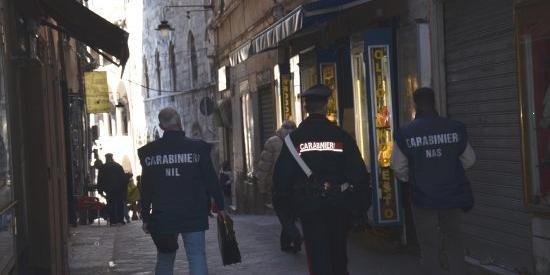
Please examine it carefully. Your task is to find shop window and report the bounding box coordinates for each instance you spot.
[240,81,254,175]
[218,66,227,92]
[517,1,550,207]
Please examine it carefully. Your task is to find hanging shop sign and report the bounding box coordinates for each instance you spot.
[84,71,110,113]
[280,75,293,122]
[368,45,402,225]
[320,63,339,124]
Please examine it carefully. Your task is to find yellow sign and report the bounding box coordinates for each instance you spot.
[84,71,110,113]
[281,76,293,121]
[320,63,339,123]
[369,45,401,224]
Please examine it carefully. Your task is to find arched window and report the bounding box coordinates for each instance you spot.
[169,41,177,91]
[188,31,198,85]
[155,49,161,95]
[143,55,150,98]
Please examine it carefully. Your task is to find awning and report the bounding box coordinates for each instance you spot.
[251,0,374,54]
[40,0,130,68]
[228,0,406,66]
[229,42,252,67]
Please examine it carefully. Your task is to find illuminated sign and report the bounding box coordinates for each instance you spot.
[84,71,110,114]
[320,63,339,123]
[368,45,402,225]
[281,75,293,121]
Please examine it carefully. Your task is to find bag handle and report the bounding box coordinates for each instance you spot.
[284,135,313,178]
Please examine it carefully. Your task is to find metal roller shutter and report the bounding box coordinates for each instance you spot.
[258,86,276,147]
[444,0,533,272]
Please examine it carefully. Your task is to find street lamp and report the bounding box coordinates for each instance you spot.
[156,4,213,37]
[156,20,174,38]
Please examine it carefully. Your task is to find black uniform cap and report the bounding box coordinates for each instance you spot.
[300,84,331,99]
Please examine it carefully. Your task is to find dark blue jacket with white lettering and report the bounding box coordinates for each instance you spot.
[394,112,473,209]
[138,131,224,234]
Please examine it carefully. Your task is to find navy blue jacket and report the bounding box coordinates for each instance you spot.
[138,131,224,234]
[394,112,474,209]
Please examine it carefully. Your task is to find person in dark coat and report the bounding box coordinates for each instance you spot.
[273,84,372,275]
[97,153,127,225]
[138,107,227,274]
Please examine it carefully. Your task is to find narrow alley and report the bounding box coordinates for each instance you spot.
[69,215,423,275]
[2,0,550,274]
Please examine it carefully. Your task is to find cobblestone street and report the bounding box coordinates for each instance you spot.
[69,215,424,275]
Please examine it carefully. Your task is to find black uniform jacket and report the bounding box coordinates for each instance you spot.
[272,114,371,218]
[138,131,224,234]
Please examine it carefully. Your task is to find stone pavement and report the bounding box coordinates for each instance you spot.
[69,215,424,275]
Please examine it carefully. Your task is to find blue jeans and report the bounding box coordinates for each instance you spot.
[154,231,208,275]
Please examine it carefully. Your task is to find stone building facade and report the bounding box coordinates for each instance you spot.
[210,0,311,213]
[88,0,146,176]
[142,0,219,167]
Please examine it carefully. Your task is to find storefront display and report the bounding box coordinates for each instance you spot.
[517,0,550,206]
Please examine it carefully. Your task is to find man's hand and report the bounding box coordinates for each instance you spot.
[142,222,150,234]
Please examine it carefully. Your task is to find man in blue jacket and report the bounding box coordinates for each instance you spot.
[391,87,476,275]
[138,107,227,275]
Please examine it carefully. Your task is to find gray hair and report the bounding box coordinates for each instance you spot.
[158,107,182,130]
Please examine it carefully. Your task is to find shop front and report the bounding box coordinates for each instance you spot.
[271,8,409,242]
[291,28,403,230]
[225,0,410,232]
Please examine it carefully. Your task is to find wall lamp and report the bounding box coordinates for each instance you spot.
[156,4,213,38]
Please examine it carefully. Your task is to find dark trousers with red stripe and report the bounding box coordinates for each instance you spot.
[300,206,351,275]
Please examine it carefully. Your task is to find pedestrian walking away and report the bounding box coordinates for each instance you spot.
[255,120,299,253]
[273,84,372,275]
[138,107,228,275]
[123,172,133,223]
[97,153,127,225]
[391,87,476,275]
[218,161,232,207]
